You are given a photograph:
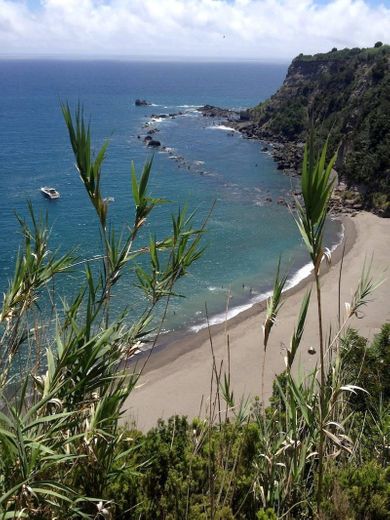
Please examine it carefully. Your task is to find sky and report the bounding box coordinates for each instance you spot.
[0,0,389,61]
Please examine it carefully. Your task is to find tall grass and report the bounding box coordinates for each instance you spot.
[0,105,204,518]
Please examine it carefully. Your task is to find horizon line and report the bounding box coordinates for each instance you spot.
[0,53,291,64]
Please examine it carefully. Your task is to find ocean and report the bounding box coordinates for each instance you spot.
[0,60,341,336]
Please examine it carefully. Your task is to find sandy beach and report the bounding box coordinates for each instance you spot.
[123,212,390,431]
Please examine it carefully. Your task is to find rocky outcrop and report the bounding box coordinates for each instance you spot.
[242,45,390,215]
[198,105,238,120]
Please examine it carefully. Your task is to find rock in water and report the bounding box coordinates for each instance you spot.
[147,140,161,147]
[135,99,150,106]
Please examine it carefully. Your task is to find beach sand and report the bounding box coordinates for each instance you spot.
[123,212,390,431]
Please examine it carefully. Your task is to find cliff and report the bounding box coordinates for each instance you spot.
[241,44,390,215]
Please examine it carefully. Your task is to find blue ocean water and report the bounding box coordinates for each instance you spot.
[0,60,341,334]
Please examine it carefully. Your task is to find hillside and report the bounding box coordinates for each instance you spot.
[240,44,390,215]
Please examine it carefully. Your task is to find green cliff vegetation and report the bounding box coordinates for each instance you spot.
[250,44,390,215]
[0,109,388,519]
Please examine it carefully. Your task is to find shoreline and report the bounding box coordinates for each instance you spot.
[131,214,351,376]
[136,106,345,348]
[123,210,389,432]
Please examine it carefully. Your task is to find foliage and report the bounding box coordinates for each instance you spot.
[321,462,390,520]
[104,321,390,518]
[341,324,390,410]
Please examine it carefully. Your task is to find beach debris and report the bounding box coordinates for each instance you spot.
[308,346,316,355]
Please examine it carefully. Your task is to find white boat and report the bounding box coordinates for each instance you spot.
[40,186,60,200]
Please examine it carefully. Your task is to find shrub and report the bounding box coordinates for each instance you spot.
[322,462,390,519]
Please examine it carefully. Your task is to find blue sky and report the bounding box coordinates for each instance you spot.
[1,0,389,60]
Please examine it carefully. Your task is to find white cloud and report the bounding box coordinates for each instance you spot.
[0,0,389,60]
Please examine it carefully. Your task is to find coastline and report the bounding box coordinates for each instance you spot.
[129,214,349,371]
[123,212,390,431]
[197,105,304,182]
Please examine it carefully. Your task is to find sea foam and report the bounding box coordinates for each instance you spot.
[206,125,238,132]
[189,222,344,334]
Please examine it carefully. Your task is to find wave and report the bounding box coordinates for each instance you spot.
[190,291,271,333]
[206,125,238,132]
[208,286,228,293]
[190,224,345,334]
[284,262,313,292]
[177,104,202,109]
[149,116,169,123]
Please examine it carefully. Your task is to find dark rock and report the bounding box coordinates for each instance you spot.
[198,105,239,119]
[144,135,152,142]
[239,110,250,121]
[135,99,150,106]
[148,139,161,147]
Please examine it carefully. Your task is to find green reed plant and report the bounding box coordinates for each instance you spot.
[0,105,204,518]
[293,134,337,509]
[247,132,383,517]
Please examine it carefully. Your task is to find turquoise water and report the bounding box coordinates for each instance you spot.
[0,60,341,334]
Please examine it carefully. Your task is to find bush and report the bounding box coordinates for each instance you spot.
[341,324,390,410]
[372,192,390,215]
[322,462,390,519]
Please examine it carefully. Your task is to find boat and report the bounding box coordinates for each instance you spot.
[40,186,60,200]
